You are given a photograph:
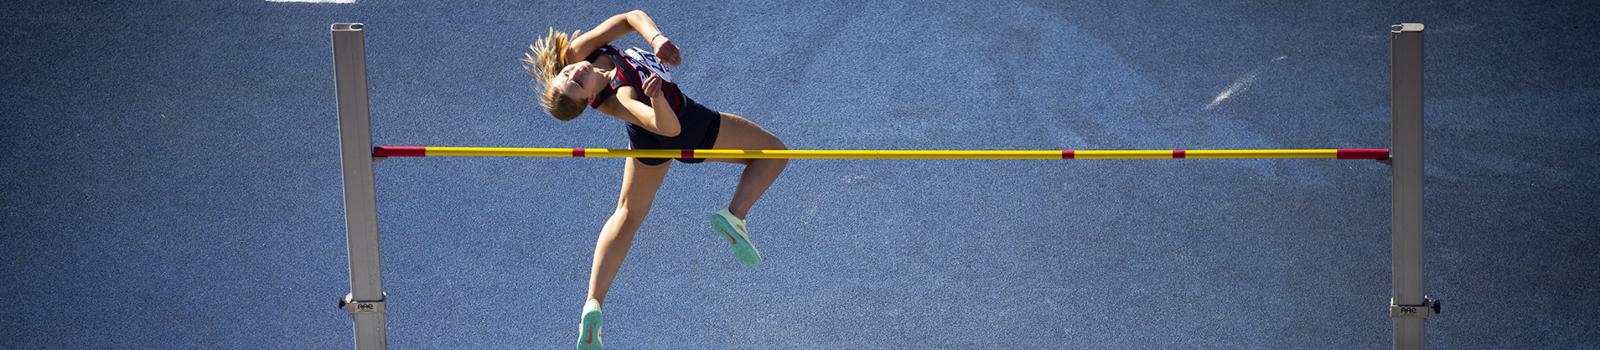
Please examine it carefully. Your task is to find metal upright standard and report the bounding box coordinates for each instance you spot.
[1388,23,1440,350]
[332,23,387,350]
[330,23,1435,350]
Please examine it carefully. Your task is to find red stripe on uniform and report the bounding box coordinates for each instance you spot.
[1173,149,1186,159]
[1337,148,1390,160]
[1062,150,1075,159]
[681,149,694,159]
[373,146,426,157]
[572,148,586,157]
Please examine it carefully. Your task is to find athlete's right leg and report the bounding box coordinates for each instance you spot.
[580,158,670,349]
[587,158,671,305]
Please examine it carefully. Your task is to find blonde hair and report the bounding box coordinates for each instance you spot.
[523,27,587,121]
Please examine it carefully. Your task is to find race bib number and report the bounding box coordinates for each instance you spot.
[623,47,673,83]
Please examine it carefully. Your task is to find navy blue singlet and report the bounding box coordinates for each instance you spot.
[585,45,721,166]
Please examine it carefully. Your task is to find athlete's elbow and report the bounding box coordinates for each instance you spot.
[625,9,647,19]
[609,10,641,24]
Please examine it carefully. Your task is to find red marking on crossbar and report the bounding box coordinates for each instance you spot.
[1062,150,1075,159]
[681,149,694,159]
[1336,148,1390,160]
[373,146,426,157]
[573,148,586,157]
[1173,149,1187,159]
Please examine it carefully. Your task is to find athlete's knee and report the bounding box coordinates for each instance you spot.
[761,156,789,171]
[610,205,651,226]
[755,142,788,166]
[768,137,789,164]
[769,133,788,150]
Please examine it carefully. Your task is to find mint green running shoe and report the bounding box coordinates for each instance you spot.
[576,299,602,350]
[710,208,763,268]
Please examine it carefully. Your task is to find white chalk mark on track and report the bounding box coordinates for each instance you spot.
[1205,55,1288,111]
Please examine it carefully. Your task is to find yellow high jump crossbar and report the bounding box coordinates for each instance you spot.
[372,146,1391,160]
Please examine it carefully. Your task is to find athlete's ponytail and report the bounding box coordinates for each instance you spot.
[523,27,587,121]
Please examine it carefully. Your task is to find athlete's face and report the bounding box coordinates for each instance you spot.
[552,61,606,105]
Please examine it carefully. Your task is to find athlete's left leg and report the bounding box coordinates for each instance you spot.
[706,112,787,219]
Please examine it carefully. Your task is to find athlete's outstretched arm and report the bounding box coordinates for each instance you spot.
[567,10,679,65]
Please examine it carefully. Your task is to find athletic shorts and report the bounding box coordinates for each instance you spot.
[625,98,721,166]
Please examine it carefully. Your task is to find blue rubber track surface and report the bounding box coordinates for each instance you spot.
[3,1,1598,349]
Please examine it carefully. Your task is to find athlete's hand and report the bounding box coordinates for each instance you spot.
[651,34,681,66]
[642,75,666,99]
